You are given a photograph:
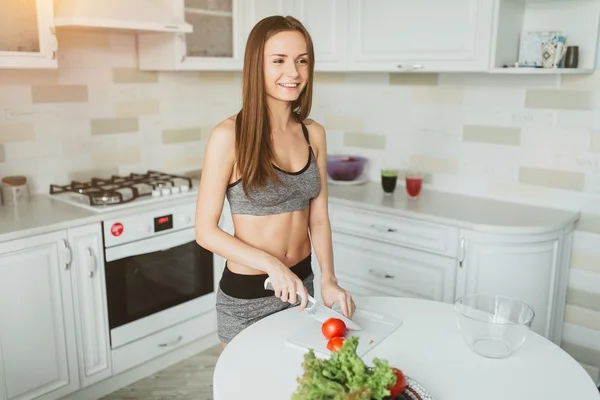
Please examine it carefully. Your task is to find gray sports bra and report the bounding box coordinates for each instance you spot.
[226,123,321,216]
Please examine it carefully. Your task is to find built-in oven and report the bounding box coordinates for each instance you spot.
[102,201,215,349]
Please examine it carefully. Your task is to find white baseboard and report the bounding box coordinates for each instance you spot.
[61,332,220,400]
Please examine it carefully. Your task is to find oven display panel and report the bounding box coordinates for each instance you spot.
[154,214,173,232]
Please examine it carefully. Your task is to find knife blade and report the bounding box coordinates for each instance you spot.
[264,277,362,331]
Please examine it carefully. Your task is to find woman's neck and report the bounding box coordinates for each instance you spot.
[266,97,294,133]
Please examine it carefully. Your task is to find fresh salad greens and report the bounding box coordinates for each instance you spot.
[292,336,397,400]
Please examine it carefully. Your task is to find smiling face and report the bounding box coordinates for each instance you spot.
[263,30,310,104]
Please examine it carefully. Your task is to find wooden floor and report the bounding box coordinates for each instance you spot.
[101,344,222,400]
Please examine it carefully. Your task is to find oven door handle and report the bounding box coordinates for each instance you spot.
[105,228,196,262]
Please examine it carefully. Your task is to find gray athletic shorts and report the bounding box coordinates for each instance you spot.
[216,255,315,344]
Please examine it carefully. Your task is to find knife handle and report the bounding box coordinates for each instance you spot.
[263,278,316,309]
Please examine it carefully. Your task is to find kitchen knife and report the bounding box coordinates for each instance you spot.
[263,277,362,331]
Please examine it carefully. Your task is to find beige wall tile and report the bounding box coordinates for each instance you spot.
[162,128,203,144]
[31,85,88,103]
[0,123,35,143]
[591,133,600,152]
[0,144,4,163]
[91,118,139,135]
[201,126,213,141]
[56,30,110,48]
[571,251,600,273]
[112,68,158,84]
[69,168,118,181]
[0,70,59,85]
[343,132,385,149]
[93,148,141,169]
[314,72,346,84]
[163,156,204,169]
[525,90,591,110]
[324,116,364,133]
[463,125,521,146]
[409,155,459,174]
[565,305,600,332]
[577,213,600,235]
[561,341,600,368]
[115,100,160,117]
[413,86,463,104]
[561,71,600,90]
[198,71,236,83]
[518,166,585,191]
[389,73,438,86]
[567,288,600,313]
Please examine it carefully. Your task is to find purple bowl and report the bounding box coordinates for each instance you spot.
[326,155,367,181]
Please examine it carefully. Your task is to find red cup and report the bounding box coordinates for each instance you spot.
[405,173,423,199]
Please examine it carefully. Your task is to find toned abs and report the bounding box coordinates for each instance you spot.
[227,209,312,274]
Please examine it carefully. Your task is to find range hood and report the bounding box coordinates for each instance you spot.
[53,0,193,33]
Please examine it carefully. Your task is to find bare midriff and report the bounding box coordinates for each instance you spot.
[227,210,312,274]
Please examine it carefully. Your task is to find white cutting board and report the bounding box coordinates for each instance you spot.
[286,308,402,358]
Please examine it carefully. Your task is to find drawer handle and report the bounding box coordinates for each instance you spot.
[370,224,398,233]
[158,335,183,348]
[369,269,395,279]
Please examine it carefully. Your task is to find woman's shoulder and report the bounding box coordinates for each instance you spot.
[302,118,326,142]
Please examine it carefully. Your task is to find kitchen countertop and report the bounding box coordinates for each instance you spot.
[0,182,580,244]
[0,193,199,244]
[327,182,579,235]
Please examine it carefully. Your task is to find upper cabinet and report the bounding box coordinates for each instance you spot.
[138,0,246,71]
[490,0,600,74]
[0,0,58,69]
[53,0,192,33]
[346,0,495,72]
[290,0,348,71]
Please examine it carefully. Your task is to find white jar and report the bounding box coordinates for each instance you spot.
[1,176,30,205]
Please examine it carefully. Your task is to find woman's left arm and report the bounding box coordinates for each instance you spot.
[306,120,356,319]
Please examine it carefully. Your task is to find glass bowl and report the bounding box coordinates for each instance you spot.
[326,155,367,181]
[454,294,535,359]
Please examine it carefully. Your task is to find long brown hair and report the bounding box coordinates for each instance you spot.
[235,15,315,195]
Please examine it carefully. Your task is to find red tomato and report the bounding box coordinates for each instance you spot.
[326,337,345,351]
[388,367,407,398]
[321,318,346,340]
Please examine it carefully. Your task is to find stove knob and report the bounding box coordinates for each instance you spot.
[161,188,171,196]
[180,185,190,193]
[171,186,181,194]
[152,189,161,197]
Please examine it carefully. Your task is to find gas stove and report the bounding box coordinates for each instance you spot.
[48,170,199,213]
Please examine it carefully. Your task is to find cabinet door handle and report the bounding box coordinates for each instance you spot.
[87,248,97,278]
[369,269,394,279]
[50,26,58,60]
[413,64,424,70]
[179,34,186,62]
[459,237,465,268]
[370,224,398,233]
[158,335,183,348]
[62,239,72,270]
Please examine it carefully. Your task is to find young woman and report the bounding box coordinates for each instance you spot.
[195,15,355,347]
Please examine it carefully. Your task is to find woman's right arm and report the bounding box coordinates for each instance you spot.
[194,119,309,309]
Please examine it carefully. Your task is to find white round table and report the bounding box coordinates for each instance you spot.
[213,297,599,400]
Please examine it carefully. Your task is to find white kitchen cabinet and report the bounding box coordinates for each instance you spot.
[289,0,348,71]
[0,0,58,69]
[138,0,246,71]
[0,231,79,400]
[242,0,294,44]
[346,0,495,72]
[490,0,600,74]
[454,229,570,344]
[67,223,112,388]
[327,196,575,346]
[332,231,457,302]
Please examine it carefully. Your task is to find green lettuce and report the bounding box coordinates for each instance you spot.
[292,336,396,400]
